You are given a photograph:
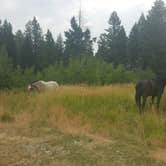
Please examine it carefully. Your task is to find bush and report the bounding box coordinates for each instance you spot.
[0,46,14,89]
[0,113,14,122]
[0,52,155,88]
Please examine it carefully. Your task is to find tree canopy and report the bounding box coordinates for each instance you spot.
[0,0,166,88]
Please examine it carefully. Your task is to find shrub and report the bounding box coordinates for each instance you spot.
[0,53,155,88]
[0,113,14,122]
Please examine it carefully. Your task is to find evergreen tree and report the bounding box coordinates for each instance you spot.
[96,11,127,66]
[64,16,93,63]
[1,20,17,65]
[23,17,43,69]
[107,11,127,66]
[15,30,24,66]
[0,20,3,46]
[65,17,84,60]
[31,17,43,69]
[96,33,109,61]
[55,34,64,64]
[128,14,147,69]
[83,29,93,56]
[43,29,56,67]
[115,26,127,66]
[21,29,33,69]
[144,0,166,73]
[0,46,13,88]
[128,23,139,69]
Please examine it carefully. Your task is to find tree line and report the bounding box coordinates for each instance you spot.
[0,0,165,88]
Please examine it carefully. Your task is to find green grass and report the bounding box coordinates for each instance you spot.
[1,85,166,141]
[1,85,166,165]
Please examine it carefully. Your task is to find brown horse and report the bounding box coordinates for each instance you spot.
[135,76,166,112]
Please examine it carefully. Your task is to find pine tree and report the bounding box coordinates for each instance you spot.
[64,16,93,63]
[65,16,84,61]
[55,34,64,64]
[15,30,24,66]
[0,20,3,46]
[115,26,127,66]
[83,29,93,56]
[23,17,43,69]
[43,29,56,66]
[21,29,33,69]
[96,11,127,66]
[96,33,109,61]
[128,14,147,69]
[1,20,17,65]
[0,46,13,88]
[145,0,166,73]
[128,23,139,69]
[31,17,43,69]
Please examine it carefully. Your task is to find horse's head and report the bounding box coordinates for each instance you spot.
[27,81,40,91]
[27,84,33,91]
[27,82,37,91]
[156,76,166,85]
[162,77,166,85]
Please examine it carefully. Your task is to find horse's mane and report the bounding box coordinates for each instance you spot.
[31,80,40,84]
[29,80,42,91]
[155,76,166,81]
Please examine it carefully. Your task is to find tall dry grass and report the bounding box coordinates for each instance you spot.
[1,84,166,144]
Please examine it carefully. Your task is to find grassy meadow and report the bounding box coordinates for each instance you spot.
[0,84,166,166]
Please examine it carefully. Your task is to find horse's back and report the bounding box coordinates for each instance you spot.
[33,80,59,90]
[48,81,59,86]
[44,81,59,89]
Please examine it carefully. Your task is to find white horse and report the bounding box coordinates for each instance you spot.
[28,80,59,91]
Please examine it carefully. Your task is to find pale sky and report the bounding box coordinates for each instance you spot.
[0,0,164,38]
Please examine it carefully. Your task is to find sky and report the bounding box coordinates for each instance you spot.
[0,0,165,39]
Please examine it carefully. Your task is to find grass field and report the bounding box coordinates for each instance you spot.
[0,84,166,166]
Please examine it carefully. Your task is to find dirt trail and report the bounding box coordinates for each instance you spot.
[0,130,113,166]
[0,118,165,166]
[0,130,166,166]
[150,149,166,164]
[0,132,63,166]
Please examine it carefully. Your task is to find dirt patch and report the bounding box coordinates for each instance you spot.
[150,148,166,164]
[0,130,165,166]
[0,130,113,166]
[0,132,64,166]
[150,140,166,149]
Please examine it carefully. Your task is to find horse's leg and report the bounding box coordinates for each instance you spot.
[150,96,156,111]
[157,95,162,111]
[135,93,139,106]
[152,96,155,105]
[151,96,155,110]
[142,96,147,112]
[135,92,142,111]
[138,96,142,112]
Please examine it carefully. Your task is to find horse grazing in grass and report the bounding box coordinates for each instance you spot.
[28,80,59,91]
[135,76,166,112]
